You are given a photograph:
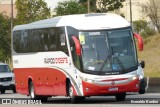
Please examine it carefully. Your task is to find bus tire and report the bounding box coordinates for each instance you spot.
[68,83,85,103]
[69,83,76,103]
[29,81,48,102]
[29,81,38,99]
[139,89,145,94]
[115,93,126,101]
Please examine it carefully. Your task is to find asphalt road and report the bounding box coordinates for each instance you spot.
[0,91,160,107]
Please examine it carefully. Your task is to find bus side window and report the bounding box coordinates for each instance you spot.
[21,30,28,53]
[43,29,49,51]
[49,28,57,51]
[13,31,21,53]
[57,27,68,55]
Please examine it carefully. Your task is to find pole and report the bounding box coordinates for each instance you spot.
[11,0,13,65]
[87,0,90,13]
[11,0,13,30]
[130,0,132,26]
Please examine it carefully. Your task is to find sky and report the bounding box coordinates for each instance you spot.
[44,0,70,10]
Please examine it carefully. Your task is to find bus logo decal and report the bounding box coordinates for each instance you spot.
[111,81,115,85]
[44,57,68,64]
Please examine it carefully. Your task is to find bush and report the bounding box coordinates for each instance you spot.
[133,20,155,38]
[140,27,155,38]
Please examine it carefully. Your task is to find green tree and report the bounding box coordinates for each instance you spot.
[79,0,97,13]
[15,0,51,24]
[97,0,123,13]
[79,0,123,13]
[54,0,87,16]
[0,13,11,61]
[133,20,155,38]
[133,20,148,33]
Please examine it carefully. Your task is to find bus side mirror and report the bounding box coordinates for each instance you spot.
[71,36,82,56]
[140,61,145,68]
[133,33,143,51]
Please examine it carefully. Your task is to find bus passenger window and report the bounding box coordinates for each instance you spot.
[44,31,49,51]
[49,28,57,51]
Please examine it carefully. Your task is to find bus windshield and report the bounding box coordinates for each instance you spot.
[79,28,138,75]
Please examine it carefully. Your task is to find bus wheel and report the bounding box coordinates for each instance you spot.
[115,93,126,101]
[139,89,145,94]
[29,82,37,99]
[68,83,85,103]
[69,83,76,103]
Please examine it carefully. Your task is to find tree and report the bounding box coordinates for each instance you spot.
[141,0,160,33]
[96,0,123,13]
[54,0,87,16]
[79,0,123,13]
[133,20,155,38]
[0,13,11,61]
[15,0,51,24]
[79,0,97,13]
[133,20,148,34]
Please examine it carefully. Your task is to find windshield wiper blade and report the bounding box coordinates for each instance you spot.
[99,54,111,72]
[112,56,126,73]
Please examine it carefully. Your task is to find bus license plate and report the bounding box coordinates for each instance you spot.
[109,87,118,91]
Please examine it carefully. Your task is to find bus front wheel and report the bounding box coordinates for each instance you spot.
[115,93,126,101]
[68,83,85,103]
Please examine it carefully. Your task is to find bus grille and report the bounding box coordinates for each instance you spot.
[0,77,12,82]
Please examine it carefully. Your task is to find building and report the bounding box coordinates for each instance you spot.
[120,0,149,22]
[0,0,17,18]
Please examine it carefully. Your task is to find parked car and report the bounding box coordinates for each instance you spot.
[0,63,16,94]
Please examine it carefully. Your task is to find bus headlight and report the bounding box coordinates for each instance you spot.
[132,76,138,80]
[80,76,94,83]
[80,76,88,82]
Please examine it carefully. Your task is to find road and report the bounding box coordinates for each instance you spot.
[0,91,160,107]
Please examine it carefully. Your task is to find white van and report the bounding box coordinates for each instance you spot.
[0,63,16,94]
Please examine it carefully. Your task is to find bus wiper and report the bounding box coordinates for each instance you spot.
[99,54,111,72]
[112,56,126,73]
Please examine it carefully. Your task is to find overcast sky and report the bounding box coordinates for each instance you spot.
[44,0,70,10]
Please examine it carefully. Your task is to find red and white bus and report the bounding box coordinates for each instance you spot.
[12,13,144,103]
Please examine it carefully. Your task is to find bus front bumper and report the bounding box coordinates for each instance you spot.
[82,79,139,96]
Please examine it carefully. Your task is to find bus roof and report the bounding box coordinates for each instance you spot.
[13,13,130,31]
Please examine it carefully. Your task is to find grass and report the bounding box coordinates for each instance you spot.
[138,34,160,77]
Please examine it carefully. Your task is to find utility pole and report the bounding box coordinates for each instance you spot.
[129,0,132,26]
[11,0,13,63]
[11,0,13,30]
[87,0,90,13]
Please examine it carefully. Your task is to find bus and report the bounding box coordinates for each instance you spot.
[12,13,144,103]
